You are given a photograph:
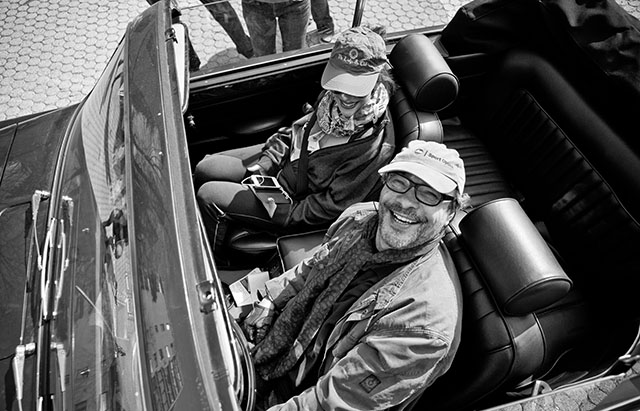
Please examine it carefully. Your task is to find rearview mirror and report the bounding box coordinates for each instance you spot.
[171,22,190,113]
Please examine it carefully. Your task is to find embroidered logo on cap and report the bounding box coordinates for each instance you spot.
[359,374,381,393]
[413,146,463,170]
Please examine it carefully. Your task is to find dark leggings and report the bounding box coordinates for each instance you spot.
[195,144,283,248]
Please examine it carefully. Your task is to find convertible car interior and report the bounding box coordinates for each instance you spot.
[184,17,640,411]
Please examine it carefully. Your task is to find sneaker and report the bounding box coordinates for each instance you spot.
[238,46,254,59]
[317,27,334,43]
[238,36,254,59]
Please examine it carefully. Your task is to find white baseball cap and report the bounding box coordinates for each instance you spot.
[379,140,466,194]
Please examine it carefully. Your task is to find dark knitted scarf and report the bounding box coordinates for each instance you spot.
[252,213,442,380]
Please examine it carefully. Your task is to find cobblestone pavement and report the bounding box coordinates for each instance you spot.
[488,362,640,411]
[0,0,147,120]
[1,0,639,122]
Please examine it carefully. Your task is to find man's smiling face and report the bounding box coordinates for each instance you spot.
[376,173,454,251]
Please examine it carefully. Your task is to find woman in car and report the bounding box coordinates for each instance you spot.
[195,26,397,257]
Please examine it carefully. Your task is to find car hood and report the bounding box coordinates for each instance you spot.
[0,106,77,208]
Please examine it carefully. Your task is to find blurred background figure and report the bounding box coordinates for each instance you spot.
[310,0,334,43]
[147,0,203,69]
[242,0,310,57]
[199,0,254,58]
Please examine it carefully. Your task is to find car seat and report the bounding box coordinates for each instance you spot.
[459,48,640,389]
[388,34,514,210]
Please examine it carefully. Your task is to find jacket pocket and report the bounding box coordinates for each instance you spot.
[329,302,377,359]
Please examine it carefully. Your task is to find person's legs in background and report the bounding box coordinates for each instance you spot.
[243,0,278,56]
[277,0,310,52]
[200,0,254,58]
[148,0,202,69]
[310,0,334,42]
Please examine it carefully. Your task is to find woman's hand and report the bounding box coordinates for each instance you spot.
[246,127,292,176]
[264,128,291,155]
[246,163,266,175]
[242,297,276,344]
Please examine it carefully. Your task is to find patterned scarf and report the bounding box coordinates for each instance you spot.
[252,213,442,380]
[316,84,390,139]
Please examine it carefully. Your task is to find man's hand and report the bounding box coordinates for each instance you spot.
[242,298,276,344]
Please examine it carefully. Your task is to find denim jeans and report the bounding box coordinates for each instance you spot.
[199,0,254,58]
[311,0,333,32]
[242,0,310,57]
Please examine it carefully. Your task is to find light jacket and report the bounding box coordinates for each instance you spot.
[264,203,463,411]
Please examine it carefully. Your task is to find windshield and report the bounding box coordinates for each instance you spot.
[45,40,147,410]
[176,0,469,73]
[47,11,240,405]
[53,3,241,409]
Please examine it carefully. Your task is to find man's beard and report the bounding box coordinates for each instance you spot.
[376,201,442,250]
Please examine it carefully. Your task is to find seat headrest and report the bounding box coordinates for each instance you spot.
[390,34,459,112]
[460,198,572,315]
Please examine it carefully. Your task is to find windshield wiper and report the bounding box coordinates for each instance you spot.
[52,196,72,318]
[41,195,74,408]
[14,191,74,410]
[12,342,36,411]
[38,195,73,321]
[12,190,49,411]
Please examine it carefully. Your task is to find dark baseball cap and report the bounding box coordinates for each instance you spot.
[321,27,390,97]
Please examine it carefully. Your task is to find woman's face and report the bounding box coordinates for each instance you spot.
[332,90,373,118]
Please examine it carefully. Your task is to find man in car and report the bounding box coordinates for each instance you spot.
[243,140,470,410]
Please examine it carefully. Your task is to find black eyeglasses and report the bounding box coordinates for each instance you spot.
[383,173,454,206]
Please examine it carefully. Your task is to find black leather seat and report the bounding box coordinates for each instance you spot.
[388,34,514,209]
[414,200,587,410]
[464,51,640,300]
[421,48,640,410]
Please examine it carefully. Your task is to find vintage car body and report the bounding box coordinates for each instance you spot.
[1,0,639,410]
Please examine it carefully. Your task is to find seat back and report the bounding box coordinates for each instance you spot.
[415,199,586,410]
[389,34,514,209]
[429,48,640,409]
[465,49,640,314]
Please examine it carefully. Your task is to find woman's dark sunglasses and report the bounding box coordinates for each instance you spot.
[383,173,454,206]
